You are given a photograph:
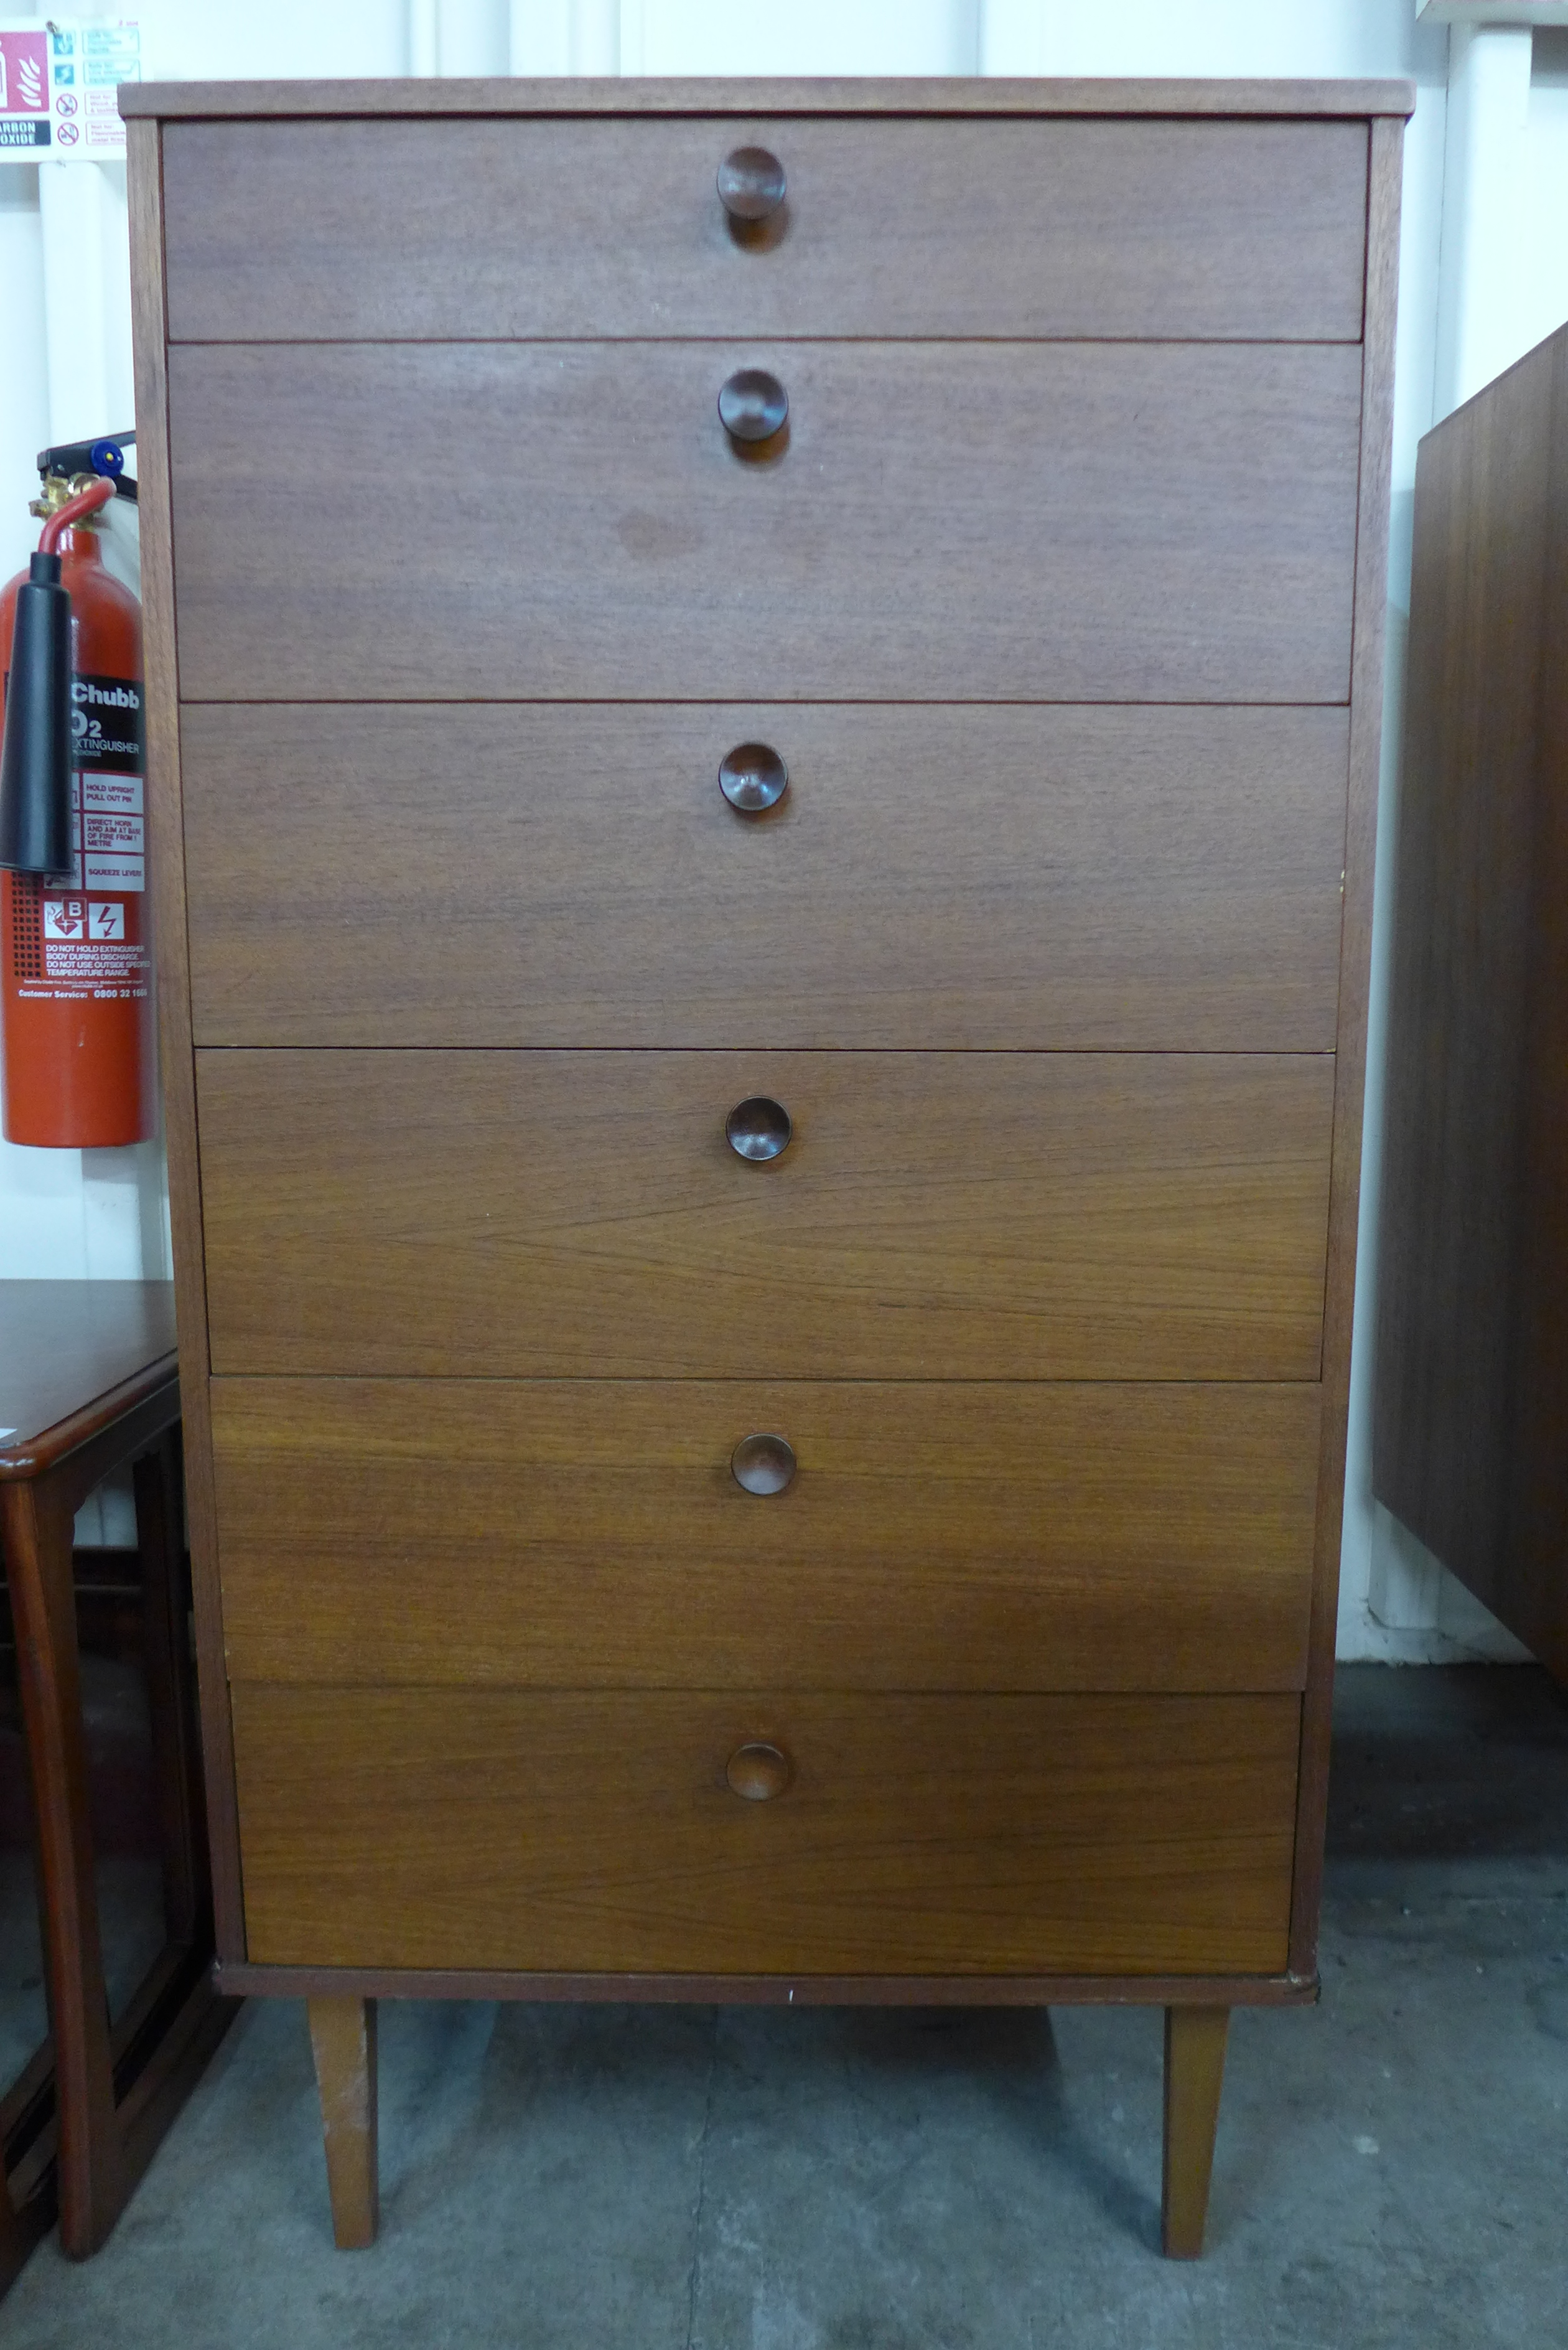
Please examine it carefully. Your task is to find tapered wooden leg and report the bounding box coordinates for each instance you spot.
[307,1998,378,2249]
[1161,2006,1229,2259]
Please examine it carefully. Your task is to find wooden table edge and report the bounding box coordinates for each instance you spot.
[0,1356,180,1482]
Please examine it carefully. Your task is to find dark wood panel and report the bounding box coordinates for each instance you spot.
[167,341,1363,704]
[1373,336,1554,1624]
[211,1379,1322,1693]
[162,118,1368,344]
[196,1050,1337,1381]
[1509,332,1568,1688]
[1373,319,1568,1686]
[126,114,245,1961]
[181,704,1350,1051]
[121,75,1417,120]
[231,1687,1300,1975]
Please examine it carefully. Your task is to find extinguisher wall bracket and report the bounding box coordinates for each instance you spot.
[35,430,135,482]
[0,551,75,879]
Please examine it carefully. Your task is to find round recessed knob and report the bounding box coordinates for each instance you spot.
[717,146,786,223]
[719,742,788,815]
[719,368,788,446]
[726,1096,791,1162]
[726,1741,793,1800]
[731,1432,796,1495]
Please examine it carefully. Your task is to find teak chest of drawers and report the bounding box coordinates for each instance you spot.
[124,73,1410,2259]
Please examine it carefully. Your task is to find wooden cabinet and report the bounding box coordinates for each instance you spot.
[1374,322,1568,1685]
[123,73,1410,2260]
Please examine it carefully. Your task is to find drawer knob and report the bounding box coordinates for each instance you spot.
[726,1096,791,1162]
[730,1433,796,1495]
[717,146,786,223]
[726,1741,793,1800]
[719,742,789,815]
[719,368,788,446]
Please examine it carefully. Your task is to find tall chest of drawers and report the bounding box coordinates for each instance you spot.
[123,73,1409,2257]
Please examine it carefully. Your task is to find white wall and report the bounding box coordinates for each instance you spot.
[2,1,1562,1642]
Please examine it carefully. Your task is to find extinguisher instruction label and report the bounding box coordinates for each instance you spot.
[54,680,144,894]
[83,775,141,813]
[37,891,147,985]
[37,652,149,971]
[84,812,142,852]
[82,854,142,891]
[84,810,142,858]
[57,779,144,891]
[34,900,127,943]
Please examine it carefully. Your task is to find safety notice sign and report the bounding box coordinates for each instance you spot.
[0,19,139,161]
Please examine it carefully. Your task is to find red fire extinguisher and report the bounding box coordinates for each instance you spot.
[0,458,154,1147]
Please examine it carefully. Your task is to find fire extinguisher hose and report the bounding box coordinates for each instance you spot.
[37,475,116,553]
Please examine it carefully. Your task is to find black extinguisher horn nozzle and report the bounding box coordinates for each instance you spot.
[0,553,75,879]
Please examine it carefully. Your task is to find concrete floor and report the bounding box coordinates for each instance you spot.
[6,1664,1567,2349]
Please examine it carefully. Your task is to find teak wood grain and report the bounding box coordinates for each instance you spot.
[1162,2007,1230,2258]
[230,1688,1300,1976]
[307,1999,378,2251]
[196,1049,1337,1382]
[126,114,245,1959]
[1374,320,1568,1683]
[180,703,1350,1052]
[166,340,1363,705]
[123,74,1411,2259]
[210,1379,1322,1693]
[159,117,1368,345]
[121,76,1417,122]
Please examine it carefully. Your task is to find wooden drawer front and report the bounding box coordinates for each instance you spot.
[213,1379,1322,1693]
[232,1687,1300,1975]
[183,704,1350,1052]
[161,118,1368,346]
[197,1051,1335,1382]
[167,342,1362,705]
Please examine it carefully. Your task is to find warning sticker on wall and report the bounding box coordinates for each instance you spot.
[0,21,139,162]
